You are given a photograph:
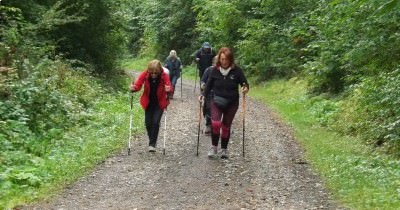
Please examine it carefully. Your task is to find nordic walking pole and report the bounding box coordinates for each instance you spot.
[128,93,133,155]
[163,109,167,155]
[180,70,183,99]
[128,72,136,156]
[194,68,198,93]
[196,100,202,156]
[242,93,246,157]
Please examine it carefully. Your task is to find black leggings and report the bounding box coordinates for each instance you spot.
[145,105,164,147]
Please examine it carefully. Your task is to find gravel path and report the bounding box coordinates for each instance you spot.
[25,74,342,209]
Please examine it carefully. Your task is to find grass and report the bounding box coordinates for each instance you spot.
[121,57,150,71]
[249,78,400,209]
[1,81,144,209]
[181,64,198,81]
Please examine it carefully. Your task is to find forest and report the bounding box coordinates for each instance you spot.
[1,0,400,208]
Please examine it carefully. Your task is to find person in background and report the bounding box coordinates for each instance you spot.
[199,47,249,159]
[130,59,172,152]
[195,42,216,83]
[164,50,182,99]
[200,56,218,135]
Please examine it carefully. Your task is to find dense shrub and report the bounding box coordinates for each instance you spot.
[336,69,400,155]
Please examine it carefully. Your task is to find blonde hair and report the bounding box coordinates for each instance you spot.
[212,56,218,65]
[147,59,162,74]
[169,50,177,57]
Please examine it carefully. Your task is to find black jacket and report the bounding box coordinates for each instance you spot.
[203,66,249,101]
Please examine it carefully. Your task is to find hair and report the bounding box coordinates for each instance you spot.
[212,56,218,65]
[169,50,177,57]
[147,59,162,74]
[216,47,235,68]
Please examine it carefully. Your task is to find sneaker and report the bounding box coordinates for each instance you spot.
[204,126,211,135]
[220,149,229,159]
[148,146,156,152]
[207,146,218,158]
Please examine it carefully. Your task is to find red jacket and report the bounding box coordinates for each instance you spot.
[131,70,172,110]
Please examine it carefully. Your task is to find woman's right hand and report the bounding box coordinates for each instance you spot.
[198,95,204,103]
[130,84,136,92]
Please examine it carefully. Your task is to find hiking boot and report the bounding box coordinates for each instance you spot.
[207,145,218,158]
[204,125,211,135]
[148,146,156,152]
[220,149,229,159]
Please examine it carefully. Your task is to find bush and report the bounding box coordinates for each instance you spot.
[332,68,400,155]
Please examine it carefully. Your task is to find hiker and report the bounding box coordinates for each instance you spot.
[164,50,182,99]
[130,59,173,152]
[200,56,218,135]
[195,42,216,81]
[199,47,249,159]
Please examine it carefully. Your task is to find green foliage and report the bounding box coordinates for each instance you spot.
[49,0,124,74]
[295,0,400,150]
[137,0,197,63]
[1,1,143,208]
[113,0,146,57]
[235,0,400,152]
[302,0,400,94]
[1,0,129,75]
[335,69,400,154]
[0,55,106,209]
[193,0,244,48]
[307,95,340,128]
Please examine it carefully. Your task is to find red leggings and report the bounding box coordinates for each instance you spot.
[210,99,239,148]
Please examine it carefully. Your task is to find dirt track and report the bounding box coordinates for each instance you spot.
[25,74,342,209]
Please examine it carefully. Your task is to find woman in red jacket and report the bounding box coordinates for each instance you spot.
[130,59,172,152]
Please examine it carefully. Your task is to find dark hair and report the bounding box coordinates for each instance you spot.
[216,47,235,68]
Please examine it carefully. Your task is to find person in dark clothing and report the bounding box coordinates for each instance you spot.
[200,56,218,135]
[130,60,173,152]
[195,42,216,80]
[199,47,249,159]
[164,50,182,99]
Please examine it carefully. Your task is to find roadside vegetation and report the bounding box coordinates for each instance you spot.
[250,79,400,209]
[0,61,145,208]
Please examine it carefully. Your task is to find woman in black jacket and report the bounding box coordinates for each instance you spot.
[199,47,249,159]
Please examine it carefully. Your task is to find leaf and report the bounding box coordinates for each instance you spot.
[373,0,400,16]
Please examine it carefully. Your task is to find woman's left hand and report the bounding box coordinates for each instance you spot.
[165,85,171,92]
[241,86,249,94]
